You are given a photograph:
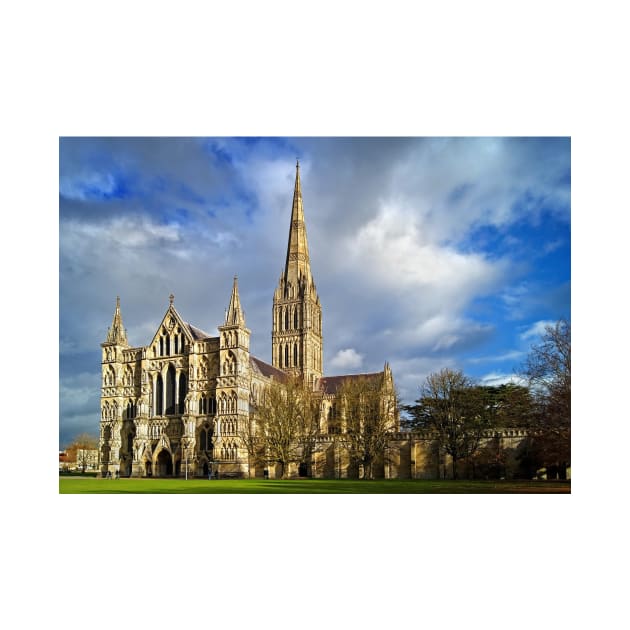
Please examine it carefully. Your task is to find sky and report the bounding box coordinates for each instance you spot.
[59,137,570,446]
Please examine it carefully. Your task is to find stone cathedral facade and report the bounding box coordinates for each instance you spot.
[98,163,399,479]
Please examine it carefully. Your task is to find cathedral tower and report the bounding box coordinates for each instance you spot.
[272,161,323,386]
[100,296,129,475]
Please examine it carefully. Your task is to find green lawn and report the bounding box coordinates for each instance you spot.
[59,477,570,494]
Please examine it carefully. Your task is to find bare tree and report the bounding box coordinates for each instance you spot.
[66,433,99,473]
[237,406,264,478]
[252,377,322,479]
[336,375,399,480]
[520,319,571,477]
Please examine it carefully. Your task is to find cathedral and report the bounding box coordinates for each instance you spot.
[98,162,399,479]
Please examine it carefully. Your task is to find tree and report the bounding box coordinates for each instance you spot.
[520,319,571,477]
[65,433,99,473]
[336,375,399,480]
[405,369,490,479]
[252,377,322,479]
[236,410,262,478]
[479,383,535,429]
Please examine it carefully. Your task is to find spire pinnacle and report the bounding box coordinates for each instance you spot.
[284,161,311,282]
[225,276,245,326]
[106,296,128,345]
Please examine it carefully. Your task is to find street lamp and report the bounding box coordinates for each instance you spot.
[180,438,190,480]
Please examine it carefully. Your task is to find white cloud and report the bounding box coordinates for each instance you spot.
[59,171,118,200]
[468,350,525,364]
[349,203,502,292]
[330,348,364,370]
[478,372,527,387]
[62,216,181,250]
[520,320,555,341]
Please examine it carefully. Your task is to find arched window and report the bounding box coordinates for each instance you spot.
[284,344,289,368]
[210,397,217,414]
[160,337,164,356]
[178,373,187,414]
[174,335,178,355]
[166,336,170,356]
[294,308,298,329]
[156,374,164,415]
[284,307,289,330]
[165,365,176,414]
[294,343,298,367]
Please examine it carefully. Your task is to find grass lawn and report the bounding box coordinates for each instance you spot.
[59,477,570,494]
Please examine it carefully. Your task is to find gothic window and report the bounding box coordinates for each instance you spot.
[328,404,340,434]
[178,373,187,413]
[210,396,217,414]
[166,336,171,356]
[165,364,176,414]
[284,344,289,368]
[156,374,164,415]
[294,343,298,367]
[284,307,289,330]
[174,335,178,355]
[294,308,298,329]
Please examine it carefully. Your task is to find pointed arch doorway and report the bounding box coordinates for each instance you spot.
[156,449,173,476]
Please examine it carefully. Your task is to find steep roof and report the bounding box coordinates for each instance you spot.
[185,323,214,341]
[318,372,383,395]
[250,356,288,382]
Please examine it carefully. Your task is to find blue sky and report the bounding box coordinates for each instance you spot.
[59,137,570,446]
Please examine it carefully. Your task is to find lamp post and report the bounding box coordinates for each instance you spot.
[181,438,189,480]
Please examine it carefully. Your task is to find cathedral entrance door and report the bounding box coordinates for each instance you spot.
[156,450,173,477]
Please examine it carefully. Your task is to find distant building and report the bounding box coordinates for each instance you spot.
[76,449,99,471]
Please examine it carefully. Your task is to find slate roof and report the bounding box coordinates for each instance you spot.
[185,323,214,340]
[250,356,288,382]
[318,372,382,395]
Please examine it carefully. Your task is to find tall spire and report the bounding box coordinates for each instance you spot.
[225,276,245,326]
[272,162,323,385]
[106,296,128,345]
[284,160,311,283]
